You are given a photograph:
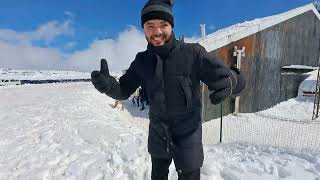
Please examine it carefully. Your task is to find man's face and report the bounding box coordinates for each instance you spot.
[143,19,172,47]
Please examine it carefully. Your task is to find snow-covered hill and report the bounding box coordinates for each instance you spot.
[0,68,91,81]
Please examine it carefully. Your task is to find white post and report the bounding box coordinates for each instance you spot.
[233,46,245,115]
[200,24,206,120]
[200,24,206,39]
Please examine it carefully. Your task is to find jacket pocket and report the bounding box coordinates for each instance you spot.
[180,77,192,110]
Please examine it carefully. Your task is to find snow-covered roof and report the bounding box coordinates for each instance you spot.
[198,3,320,52]
[282,65,318,70]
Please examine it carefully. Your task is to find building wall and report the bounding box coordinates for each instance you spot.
[203,10,320,121]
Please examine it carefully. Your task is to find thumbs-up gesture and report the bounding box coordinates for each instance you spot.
[91,59,118,94]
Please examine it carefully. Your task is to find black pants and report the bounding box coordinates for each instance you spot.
[151,157,200,180]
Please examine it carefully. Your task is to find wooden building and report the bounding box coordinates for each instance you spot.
[199,3,320,121]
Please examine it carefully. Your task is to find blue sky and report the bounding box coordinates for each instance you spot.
[0,0,317,71]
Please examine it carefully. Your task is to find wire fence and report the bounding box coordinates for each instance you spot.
[254,112,313,122]
[203,113,320,152]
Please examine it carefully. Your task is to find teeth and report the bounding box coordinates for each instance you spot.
[152,37,162,41]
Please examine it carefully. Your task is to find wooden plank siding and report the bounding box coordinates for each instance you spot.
[202,10,320,122]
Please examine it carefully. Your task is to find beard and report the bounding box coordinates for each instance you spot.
[146,33,169,46]
[151,34,168,41]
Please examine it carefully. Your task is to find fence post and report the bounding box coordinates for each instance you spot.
[313,67,320,120]
[220,103,223,143]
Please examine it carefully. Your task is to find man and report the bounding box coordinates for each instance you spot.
[91,0,245,179]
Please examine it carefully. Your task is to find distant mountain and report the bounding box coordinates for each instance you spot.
[0,68,91,80]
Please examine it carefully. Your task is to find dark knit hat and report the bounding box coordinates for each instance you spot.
[141,0,174,28]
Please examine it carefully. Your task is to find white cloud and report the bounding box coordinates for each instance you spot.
[65,11,75,19]
[0,41,63,70]
[0,19,74,45]
[62,26,147,72]
[0,18,74,70]
[31,20,74,44]
[64,41,77,49]
[0,29,31,45]
[0,25,146,72]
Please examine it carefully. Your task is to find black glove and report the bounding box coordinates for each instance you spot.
[230,67,246,96]
[208,67,246,105]
[208,77,232,105]
[91,59,118,94]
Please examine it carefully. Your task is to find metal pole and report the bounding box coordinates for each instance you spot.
[219,103,223,143]
[200,24,206,121]
[201,83,206,121]
[313,67,320,120]
[312,40,320,120]
[200,24,206,39]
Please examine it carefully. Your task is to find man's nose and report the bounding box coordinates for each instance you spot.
[154,27,163,35]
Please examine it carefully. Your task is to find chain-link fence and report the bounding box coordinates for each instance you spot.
[203,113,320,152]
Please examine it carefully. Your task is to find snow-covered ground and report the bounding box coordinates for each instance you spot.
[0,83,150,180]
[1,80,320,179]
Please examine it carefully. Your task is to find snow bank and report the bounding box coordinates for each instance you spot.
[298,69,319,97]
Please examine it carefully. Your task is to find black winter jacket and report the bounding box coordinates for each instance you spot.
[107,35,245,172]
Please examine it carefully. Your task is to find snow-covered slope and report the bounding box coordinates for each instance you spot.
[1,82,319,179]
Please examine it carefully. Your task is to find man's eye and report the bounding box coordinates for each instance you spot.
[161,24,169,28]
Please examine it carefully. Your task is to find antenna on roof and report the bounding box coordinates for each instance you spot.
[200,24,206,39]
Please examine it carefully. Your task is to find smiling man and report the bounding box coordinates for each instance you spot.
[91,0,245,179]
[144,19,171,46]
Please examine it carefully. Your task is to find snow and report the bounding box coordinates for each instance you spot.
[0,83,150,180]
[202,144,320,180]
[1,81,320,179]
[198,3,320,52]
[298,69,319,96]
[282,65,318,70]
